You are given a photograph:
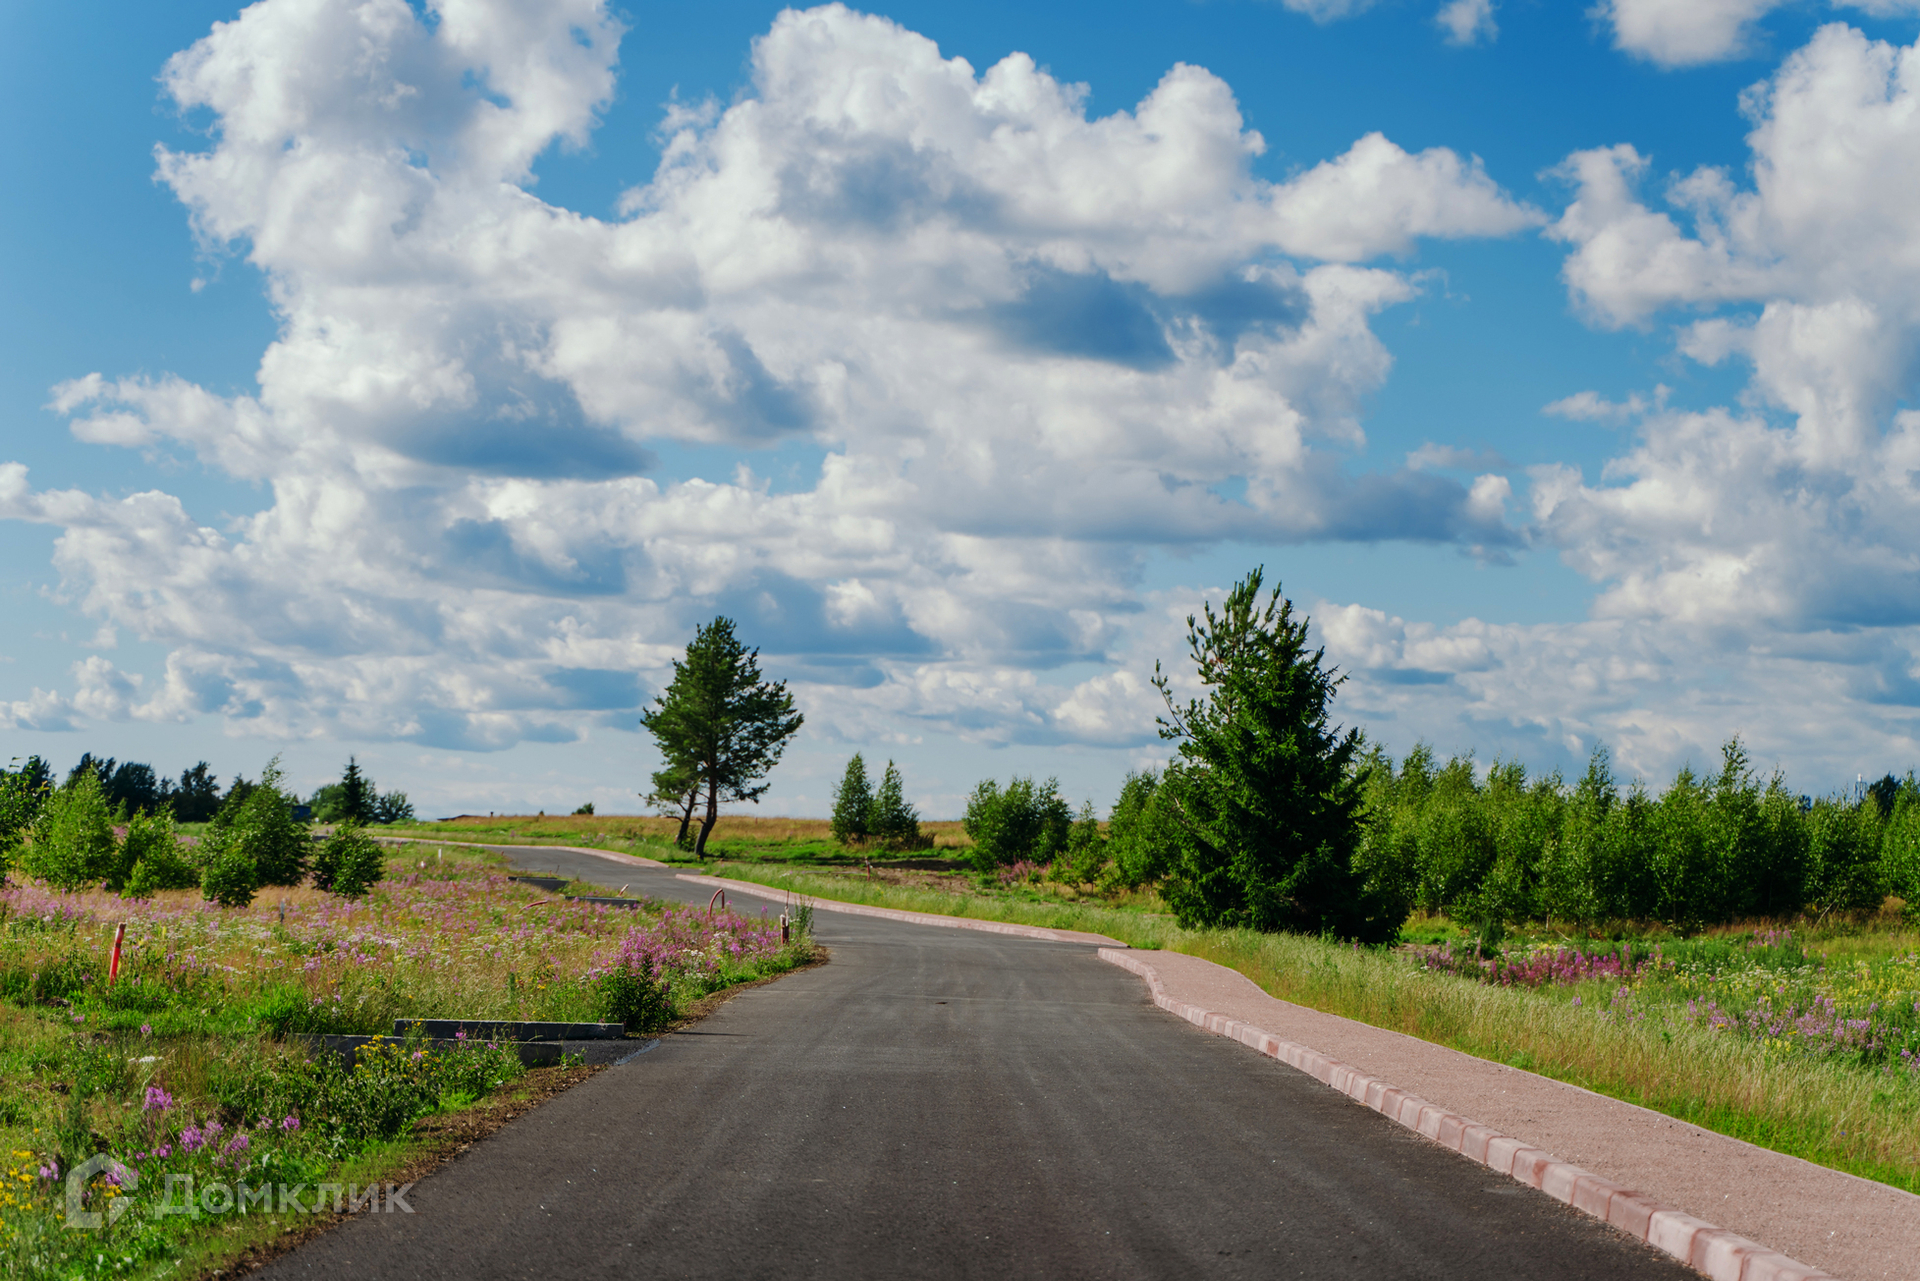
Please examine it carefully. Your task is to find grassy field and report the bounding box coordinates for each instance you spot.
[428,814,1919,1196]
[0,843,815,1279]
[384,813,973,864]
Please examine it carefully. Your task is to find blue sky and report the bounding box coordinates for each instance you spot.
[6,0,1920,816]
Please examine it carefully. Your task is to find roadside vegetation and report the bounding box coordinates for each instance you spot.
[0,810,814,1279]
[12,580,1920,1232]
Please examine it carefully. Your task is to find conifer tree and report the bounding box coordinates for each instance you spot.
[339,756,373,825]
[1152,568,1396,942]
[830,754,873,845]
[640,617,803,857]
[869,760,920,849]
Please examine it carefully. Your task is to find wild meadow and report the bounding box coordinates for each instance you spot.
[0,845,814,1280]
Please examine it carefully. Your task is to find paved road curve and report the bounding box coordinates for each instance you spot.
[260,851,1694,1280]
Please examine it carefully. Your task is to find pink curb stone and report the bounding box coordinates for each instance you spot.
[672,874,1126,947]
[1098,948,1904,1280]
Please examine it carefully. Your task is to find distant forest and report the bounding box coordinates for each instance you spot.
[3,752,412,825]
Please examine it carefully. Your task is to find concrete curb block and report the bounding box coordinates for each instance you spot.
[674,873,1126,947]
[1098,948,1836,1281]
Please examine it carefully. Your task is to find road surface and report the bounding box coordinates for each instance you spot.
[259,847,1693,1279]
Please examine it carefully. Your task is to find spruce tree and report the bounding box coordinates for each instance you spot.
[1152,568,1397,942]
[339,756,373,825]
[831,754,873,845]
[870,760,920,849]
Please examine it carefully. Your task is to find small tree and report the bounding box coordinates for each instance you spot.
[1051,801,1107,885]
[123,810,200,897]
[962,776,1071,871]
[232,757,308,888]
[313,820,385,898]
[339,757,373,826]
[830,754,873,845]
[1152,568,1397,942]
[372,789,415,824]
[640,617,804,857]
[870,760,921,850]
[200,839,257,907]
[1106,770,1175,888]
[0,757,51,883]
[21,768,118,890]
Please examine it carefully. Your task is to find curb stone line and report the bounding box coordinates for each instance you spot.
[673,873,1126,947]
[1097,948,1836,1281]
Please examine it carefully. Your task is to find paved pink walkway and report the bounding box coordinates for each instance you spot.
[1115,949,1916,1281]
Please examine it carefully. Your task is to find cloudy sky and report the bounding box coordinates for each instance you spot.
[6,0,1920,817]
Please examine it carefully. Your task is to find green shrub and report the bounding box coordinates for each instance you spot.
[1884,790,1920,918]
[962,775,1072,870]
[200,835,258,908]
[19,768,118,890]
[314,820,385,897]
[209,1035,524,1144]
[1051,801,1108,885]
[594,968,673,1032]
[121,809,200,896]
[1805,796,1885,916]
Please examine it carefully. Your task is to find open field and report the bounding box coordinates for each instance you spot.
[495,818,1920,1197]
[0,844,815,1279]
[385,813,974,864]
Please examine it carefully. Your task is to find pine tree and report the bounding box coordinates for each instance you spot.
[639,617,804,857]
[869,760,920,849]
[830,754,873,845]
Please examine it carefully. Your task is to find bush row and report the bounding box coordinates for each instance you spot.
[1351,740,1913,934]
[0,756,383,907]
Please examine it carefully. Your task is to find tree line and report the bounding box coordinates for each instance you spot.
[3,752,415,827]
[0,754,387,906]
[949,568,1920,943]
[1348,740,1913,940]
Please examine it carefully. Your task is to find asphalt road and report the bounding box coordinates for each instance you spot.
[259,848,1694,1280]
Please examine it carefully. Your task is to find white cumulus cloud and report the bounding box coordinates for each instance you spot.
[6,2,1538,754]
